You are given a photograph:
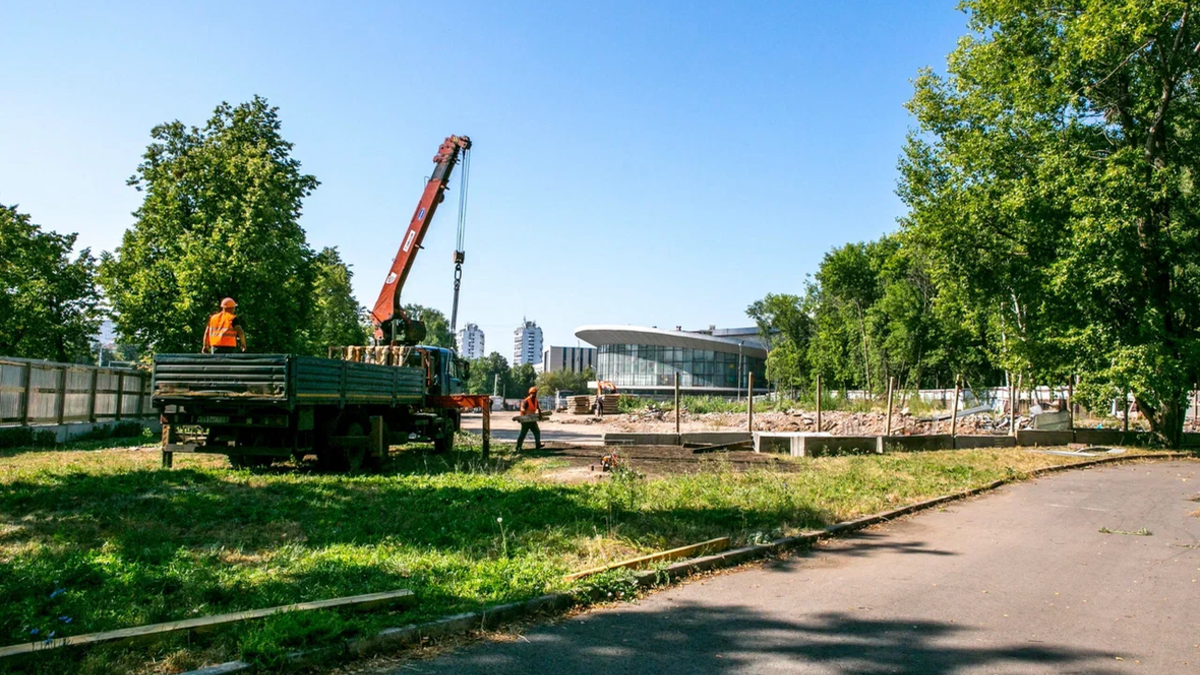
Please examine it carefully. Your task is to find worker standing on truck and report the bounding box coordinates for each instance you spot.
[515,386,544,451]
[202,297,247,354]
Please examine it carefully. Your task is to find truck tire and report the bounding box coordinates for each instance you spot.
[432,427,454,454]
[319,421,367,472]
[229,455,273,469]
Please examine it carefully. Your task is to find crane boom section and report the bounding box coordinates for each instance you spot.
[370,135,471,328]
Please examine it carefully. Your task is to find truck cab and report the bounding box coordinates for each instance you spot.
[418,346,469,397]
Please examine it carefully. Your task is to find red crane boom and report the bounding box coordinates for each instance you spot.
[370,135,471,343]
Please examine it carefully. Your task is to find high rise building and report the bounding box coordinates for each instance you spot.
[513,320,543,366]
[538,346,596,374]
[456,323,485,360]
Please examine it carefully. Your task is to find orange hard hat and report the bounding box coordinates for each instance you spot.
[529,387,538,394]
[220,297,237,309]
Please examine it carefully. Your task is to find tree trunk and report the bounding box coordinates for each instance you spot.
[855,301,871,392]
[1137,393,1185,448]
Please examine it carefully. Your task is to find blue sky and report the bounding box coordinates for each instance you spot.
[0,1,966,353]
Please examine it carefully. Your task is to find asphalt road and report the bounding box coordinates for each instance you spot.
[397,460,1200,675]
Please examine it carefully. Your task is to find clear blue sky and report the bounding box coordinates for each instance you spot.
[0,1,966,353]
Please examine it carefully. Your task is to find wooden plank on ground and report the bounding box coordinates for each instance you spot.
[0,589,414,659]
[564,537,731,582]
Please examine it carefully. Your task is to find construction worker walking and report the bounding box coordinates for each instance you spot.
[203,297,247,354]
[515,386,544,451]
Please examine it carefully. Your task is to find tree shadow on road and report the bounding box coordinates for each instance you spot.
[421,601,1124,675]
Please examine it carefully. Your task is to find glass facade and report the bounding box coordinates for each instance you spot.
[596,343,766,391]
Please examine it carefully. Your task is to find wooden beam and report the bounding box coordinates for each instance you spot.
[0,589,414,658]
[564,537,731,582]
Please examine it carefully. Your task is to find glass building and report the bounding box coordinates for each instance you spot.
[575,325,768,397]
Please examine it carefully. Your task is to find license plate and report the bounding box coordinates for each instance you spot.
[197,415,229,424]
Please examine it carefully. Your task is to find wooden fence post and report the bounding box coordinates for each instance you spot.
[950,375,961,440]
[19,363,32,426]
[815,375,822,433]
[87,368,99,423]
[885,377,895,436]
[115,373,124,421]
[55,367,67,425]
[674,373,680,434]
[1009,383,1017,437]
[1067,377,1074,429]
[747,372,754,431]
[1123,391,1130,433]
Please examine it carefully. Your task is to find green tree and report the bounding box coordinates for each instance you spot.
[510,362,538,399]
[307,247,368,352]
[467,352,511,396]
[746,293,813,389]
[899,0,1200,445]
[402,304,454,349]
[536,367,594,396]
[0,204,100,362]
[99,97,319,354]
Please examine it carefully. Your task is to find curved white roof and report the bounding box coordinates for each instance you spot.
[575,325,768,358]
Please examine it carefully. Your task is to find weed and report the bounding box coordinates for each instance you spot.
[1098,526,1153,536]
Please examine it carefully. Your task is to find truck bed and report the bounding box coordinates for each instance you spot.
[152,354,426,407]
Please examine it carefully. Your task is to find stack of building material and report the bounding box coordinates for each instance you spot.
[598,394,620,415]
[567,395,620,415]
[569,395,593,414]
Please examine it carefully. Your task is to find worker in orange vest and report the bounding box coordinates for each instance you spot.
[202,297,247,354]
[516,386,544,451]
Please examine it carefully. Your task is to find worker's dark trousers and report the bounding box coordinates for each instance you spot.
[516,422,541,450]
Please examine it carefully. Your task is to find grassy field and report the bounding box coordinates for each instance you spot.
[0,435,1168,673]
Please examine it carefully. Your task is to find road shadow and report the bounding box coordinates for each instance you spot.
[417,601,1123,675]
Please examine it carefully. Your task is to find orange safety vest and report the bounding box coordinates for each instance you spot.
[520,394,539,416]
[206,311,239,348]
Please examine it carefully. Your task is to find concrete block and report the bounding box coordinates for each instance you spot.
[797,436,879,457]
[752,432,830,455]
[953,435,1017,449]
[1073,428,1154,447]
[681,431,751,446]
[879,435,954,453]
[1016,429,1075,447]
[602,432,680,446]
[1032,410,1071,430]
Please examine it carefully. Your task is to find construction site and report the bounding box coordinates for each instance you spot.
[4,3,1200,673]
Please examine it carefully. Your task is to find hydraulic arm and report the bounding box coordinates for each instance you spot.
[370,135,471,343]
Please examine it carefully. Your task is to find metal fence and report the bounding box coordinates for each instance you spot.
[0,357,152,427]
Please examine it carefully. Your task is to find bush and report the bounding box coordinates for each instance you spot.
[681,396,745,415]
[0,427,56,449]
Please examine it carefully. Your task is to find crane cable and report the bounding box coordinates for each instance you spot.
[450,148,471,334]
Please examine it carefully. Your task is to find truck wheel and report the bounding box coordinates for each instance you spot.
[229,455,273,469]
[343,422,367,471]
[319,422,367,472]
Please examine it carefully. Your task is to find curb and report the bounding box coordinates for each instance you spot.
[180,452,1192,674]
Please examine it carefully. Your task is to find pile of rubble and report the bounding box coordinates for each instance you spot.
[561,407,1033,436]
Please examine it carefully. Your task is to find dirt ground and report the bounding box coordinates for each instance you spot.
[516,443,801,483]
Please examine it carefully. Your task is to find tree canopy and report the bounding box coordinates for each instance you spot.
[306,247,368,352]
[402,304,455,349]
[0,203,100,362]
[899,0,1200,445]
[99,97,319,354]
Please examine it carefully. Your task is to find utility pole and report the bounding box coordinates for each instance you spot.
[885,376,895,436]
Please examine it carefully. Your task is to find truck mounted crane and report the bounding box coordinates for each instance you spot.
[152,135,490,472]
[371,135,472,344]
